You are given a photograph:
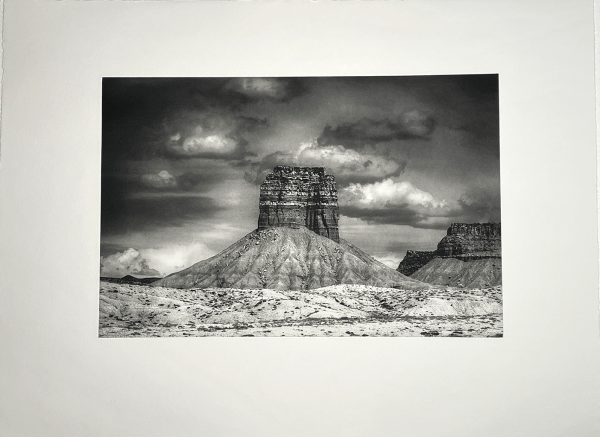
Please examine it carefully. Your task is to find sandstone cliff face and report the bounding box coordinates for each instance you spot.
[258,166,340,242]
[436,223,501,258]
[397,223,502,287]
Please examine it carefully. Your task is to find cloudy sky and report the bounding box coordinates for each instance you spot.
[100,76,500,278]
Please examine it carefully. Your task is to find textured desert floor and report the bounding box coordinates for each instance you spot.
[99,281,502,338]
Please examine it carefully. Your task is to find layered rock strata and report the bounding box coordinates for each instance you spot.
[397,223,501,287]
[258,166,340,242]
[436,223,501,258]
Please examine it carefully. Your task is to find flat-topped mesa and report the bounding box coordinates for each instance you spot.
[436,223,501,258]
[258,165,340,242]
[397,222,502,277]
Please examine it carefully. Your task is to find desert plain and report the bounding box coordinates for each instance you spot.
[99,280,502,338]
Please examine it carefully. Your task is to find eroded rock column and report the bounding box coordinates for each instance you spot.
[258,166,340,242]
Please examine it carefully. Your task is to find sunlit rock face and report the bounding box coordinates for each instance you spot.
[257,166,340,242]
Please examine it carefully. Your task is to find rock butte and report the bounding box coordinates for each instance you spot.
[397,223,502,288]
[153,166,418,291]
[258,165,340,242]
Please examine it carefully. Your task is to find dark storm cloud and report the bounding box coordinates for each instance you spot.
[457,118,500,145]
[102,78,236,161]
[340,205,457,230]
[457,186,502,223]
[340,198,500,229]
[102,77,306,164]
[177,172,215,191]
[101,178,224,236]
[318,110,436,148]
[342,205,420,225]
[404,74,499,153]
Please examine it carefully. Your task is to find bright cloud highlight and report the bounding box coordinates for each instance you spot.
[254,140,404,184]
[100,248,160,278]
[100,243,216,278]
[340,179,447,209]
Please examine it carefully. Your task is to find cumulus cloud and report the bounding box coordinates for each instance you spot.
[141,242,216,276]
[100,243,216,278]
[164,113,264,160]
[180,134,237,156]
[338,179,456,229]
[251,140,405,185]
[340,179,447,209]
[100,248,160,278]
[224,77,308,102]
[318,109,435,148]
[338,179,501,230]
[140,170,178,189]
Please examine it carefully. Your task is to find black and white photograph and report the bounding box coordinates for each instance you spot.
[100,75,502,337]
[3,1,599,436]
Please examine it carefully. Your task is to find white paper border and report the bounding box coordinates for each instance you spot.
[0,1,598,436]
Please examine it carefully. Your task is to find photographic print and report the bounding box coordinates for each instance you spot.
[99,75,501,337]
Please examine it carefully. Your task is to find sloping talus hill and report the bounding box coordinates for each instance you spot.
[154,227,423,291]
[410,258,501,288]
[397,223,502,288]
